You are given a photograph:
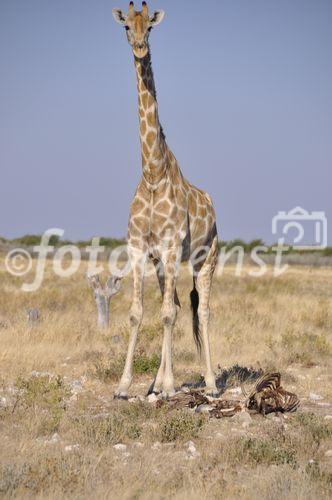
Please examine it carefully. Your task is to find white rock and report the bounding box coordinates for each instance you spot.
[186,441,196,453]
[31,371,51,378]
[147,393,158,404]
[269,416,282,423]
[45,433,60,445]
[324,415,332,421]
[325,450,332,458]
[309,393,324,401]
[113,443,127,452]
[71,380,84,395]
[185,440,200,458]
[128,398,137,403]
[151,441,162,450]
[0,396,8,407]
[64,444,80,452]
[195,404,211,414]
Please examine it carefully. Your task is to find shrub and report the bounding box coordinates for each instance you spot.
[133,352,161,375]
[16,375,69,409]
[157,411,205,443]
[15,375,69,436]
[93,357,125,382]
[230,437,297,467]
[294,412,332,445]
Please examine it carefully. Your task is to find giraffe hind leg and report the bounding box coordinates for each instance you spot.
[194,236,219,397]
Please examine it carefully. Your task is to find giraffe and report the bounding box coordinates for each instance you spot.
[113,2,219,398]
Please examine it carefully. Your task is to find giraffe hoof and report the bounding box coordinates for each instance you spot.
[147,381,162,396]
[114,393,128,401]
[161,390,176,400]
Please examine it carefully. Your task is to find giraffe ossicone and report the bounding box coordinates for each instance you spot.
[112,2,219,399]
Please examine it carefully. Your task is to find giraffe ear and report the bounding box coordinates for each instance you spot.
[112,8,127,25]
[149,10,165,27]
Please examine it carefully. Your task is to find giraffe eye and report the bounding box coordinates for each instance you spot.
[125,26,130,31]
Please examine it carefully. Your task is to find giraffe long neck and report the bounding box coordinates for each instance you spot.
[134,50,167,187]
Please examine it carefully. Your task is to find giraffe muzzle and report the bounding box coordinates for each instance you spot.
[133,41,148,58]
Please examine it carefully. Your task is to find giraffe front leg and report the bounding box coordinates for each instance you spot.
[159,250,180,398]
[115,248,146,400]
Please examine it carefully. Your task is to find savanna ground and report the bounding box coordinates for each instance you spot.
[0,255,332,499]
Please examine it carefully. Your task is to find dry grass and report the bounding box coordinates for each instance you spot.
[0,257,332,499]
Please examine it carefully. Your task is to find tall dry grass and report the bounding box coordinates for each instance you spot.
[0,257,332,498]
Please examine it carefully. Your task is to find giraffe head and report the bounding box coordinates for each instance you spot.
[112,2,165,59]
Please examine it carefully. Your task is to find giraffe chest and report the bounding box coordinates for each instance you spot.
[128,183,188,250]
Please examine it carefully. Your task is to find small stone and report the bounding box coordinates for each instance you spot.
[186,441,196,452]
[325,450,332,458]
[0,396,8,408]
[128,397,137,403]
[151,441,162,450]
[133,442,144,448]
[64,444,80,452]
[113,443,127,452]
[195,404,211,414]
[324,415,332,421]
[71,380,84,395]
[185,440,200,458]
[309,393,324,401]
[45,433,60,445]
[31,371,51,378]
[147,393,158,404]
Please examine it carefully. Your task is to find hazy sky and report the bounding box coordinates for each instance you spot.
[1,0,331,244]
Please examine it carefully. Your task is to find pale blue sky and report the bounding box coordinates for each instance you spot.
[1,0,331,243]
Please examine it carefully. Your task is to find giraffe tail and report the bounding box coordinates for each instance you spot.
[190,279,202,354]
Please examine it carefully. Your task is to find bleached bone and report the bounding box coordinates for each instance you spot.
[87,274,122,329]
